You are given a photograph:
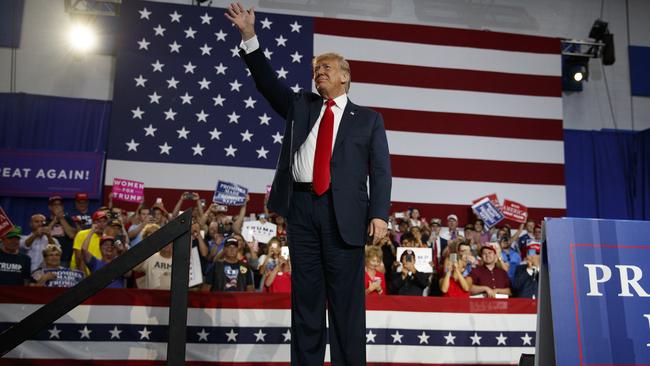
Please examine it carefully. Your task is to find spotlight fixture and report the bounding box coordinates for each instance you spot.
[560,18,615,91]
[562,56,590,92]
[67,22,98,53]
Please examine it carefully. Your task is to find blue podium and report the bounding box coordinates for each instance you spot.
[537,218,650,365]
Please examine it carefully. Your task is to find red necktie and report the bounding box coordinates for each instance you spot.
[312,99,336,195]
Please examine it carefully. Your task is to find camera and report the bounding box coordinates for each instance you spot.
[450,253,458,263]
[183,192,193,200]
[110,211,119,220]
[217,223,225,234]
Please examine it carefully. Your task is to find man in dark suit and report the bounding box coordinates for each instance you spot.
[226,4,392,365]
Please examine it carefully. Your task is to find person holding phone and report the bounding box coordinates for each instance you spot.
[390,249,429,295]
[127,206,153,247]
[513,242,541,298]
[364,246,386,295]
[264,254,292,293]
[439,243,473,297]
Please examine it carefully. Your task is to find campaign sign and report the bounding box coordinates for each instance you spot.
[213,181,248,206]
[501,199,528,223]
[42,268,84,288]
[471,197,504,228]
[242,221,277,243]
[396,247,433,273]
[0,207,14,238]
[472,193,500,209]
[112,178,144,203]
[0,149,104,198]
[542,218,650,365]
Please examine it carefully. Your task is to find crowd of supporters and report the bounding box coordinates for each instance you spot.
[0,192,542,298]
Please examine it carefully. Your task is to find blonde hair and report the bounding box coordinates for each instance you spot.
[365,246,383,261]
[42,244,62,257]
[313,52,351,92]
[141,223,161,239]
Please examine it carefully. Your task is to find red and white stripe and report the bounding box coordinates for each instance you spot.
[104,18,565,224]
[0,287,536,365]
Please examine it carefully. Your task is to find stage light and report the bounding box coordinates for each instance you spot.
[562,56,590,92]
[572,66,587,82]
[67,22,98,53]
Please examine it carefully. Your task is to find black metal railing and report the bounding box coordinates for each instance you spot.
[0,209,193,366]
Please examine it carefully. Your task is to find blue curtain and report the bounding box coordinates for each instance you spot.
[0,93,111,231]
[564,129,650,220]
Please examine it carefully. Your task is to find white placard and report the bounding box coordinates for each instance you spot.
[242,221,277,243]
[188,246,203,287]
[396,247,433,273]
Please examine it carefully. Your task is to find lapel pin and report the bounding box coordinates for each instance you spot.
[350,111,355,115]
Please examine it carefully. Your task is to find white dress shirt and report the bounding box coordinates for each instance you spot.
[240,35,348,183]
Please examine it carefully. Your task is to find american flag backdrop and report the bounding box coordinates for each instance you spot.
[0,287,537,365]
[104,0,565,222]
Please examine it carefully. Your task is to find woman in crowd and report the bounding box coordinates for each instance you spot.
[439,244,473,298]
[364,246,386,295]
[264,252,291,293]
[31,244,68,286]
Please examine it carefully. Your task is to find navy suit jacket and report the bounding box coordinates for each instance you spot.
[242,48,392,246]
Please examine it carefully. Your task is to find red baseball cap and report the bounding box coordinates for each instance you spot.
[75,193,89,201]
[92,210,108,221]
[100,235,115,245]
[480,243,498,254]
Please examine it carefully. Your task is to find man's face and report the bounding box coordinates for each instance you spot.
[139,209,151,222]
[105,225,121,237]
[224,244,238,260]
[313,57,348,97]
[534,227,542,240]
[75,200,89,213]
[49,200,64,215]
[2,237,20,253]
[458,243,471,258]
[528,253,541,267]
[526,221,535,233]
[481,249,497,265]
[30,215,46,233]
[411,209,420,219]
[94,217,108,234]
[448,219,457,230]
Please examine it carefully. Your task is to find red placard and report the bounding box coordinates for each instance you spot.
[472,193,500,209]
[0,207,14,237]
[501,199,528,223]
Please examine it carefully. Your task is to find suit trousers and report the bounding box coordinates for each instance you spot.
[287,190,366,366]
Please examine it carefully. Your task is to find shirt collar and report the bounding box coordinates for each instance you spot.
[325,93,348,111]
